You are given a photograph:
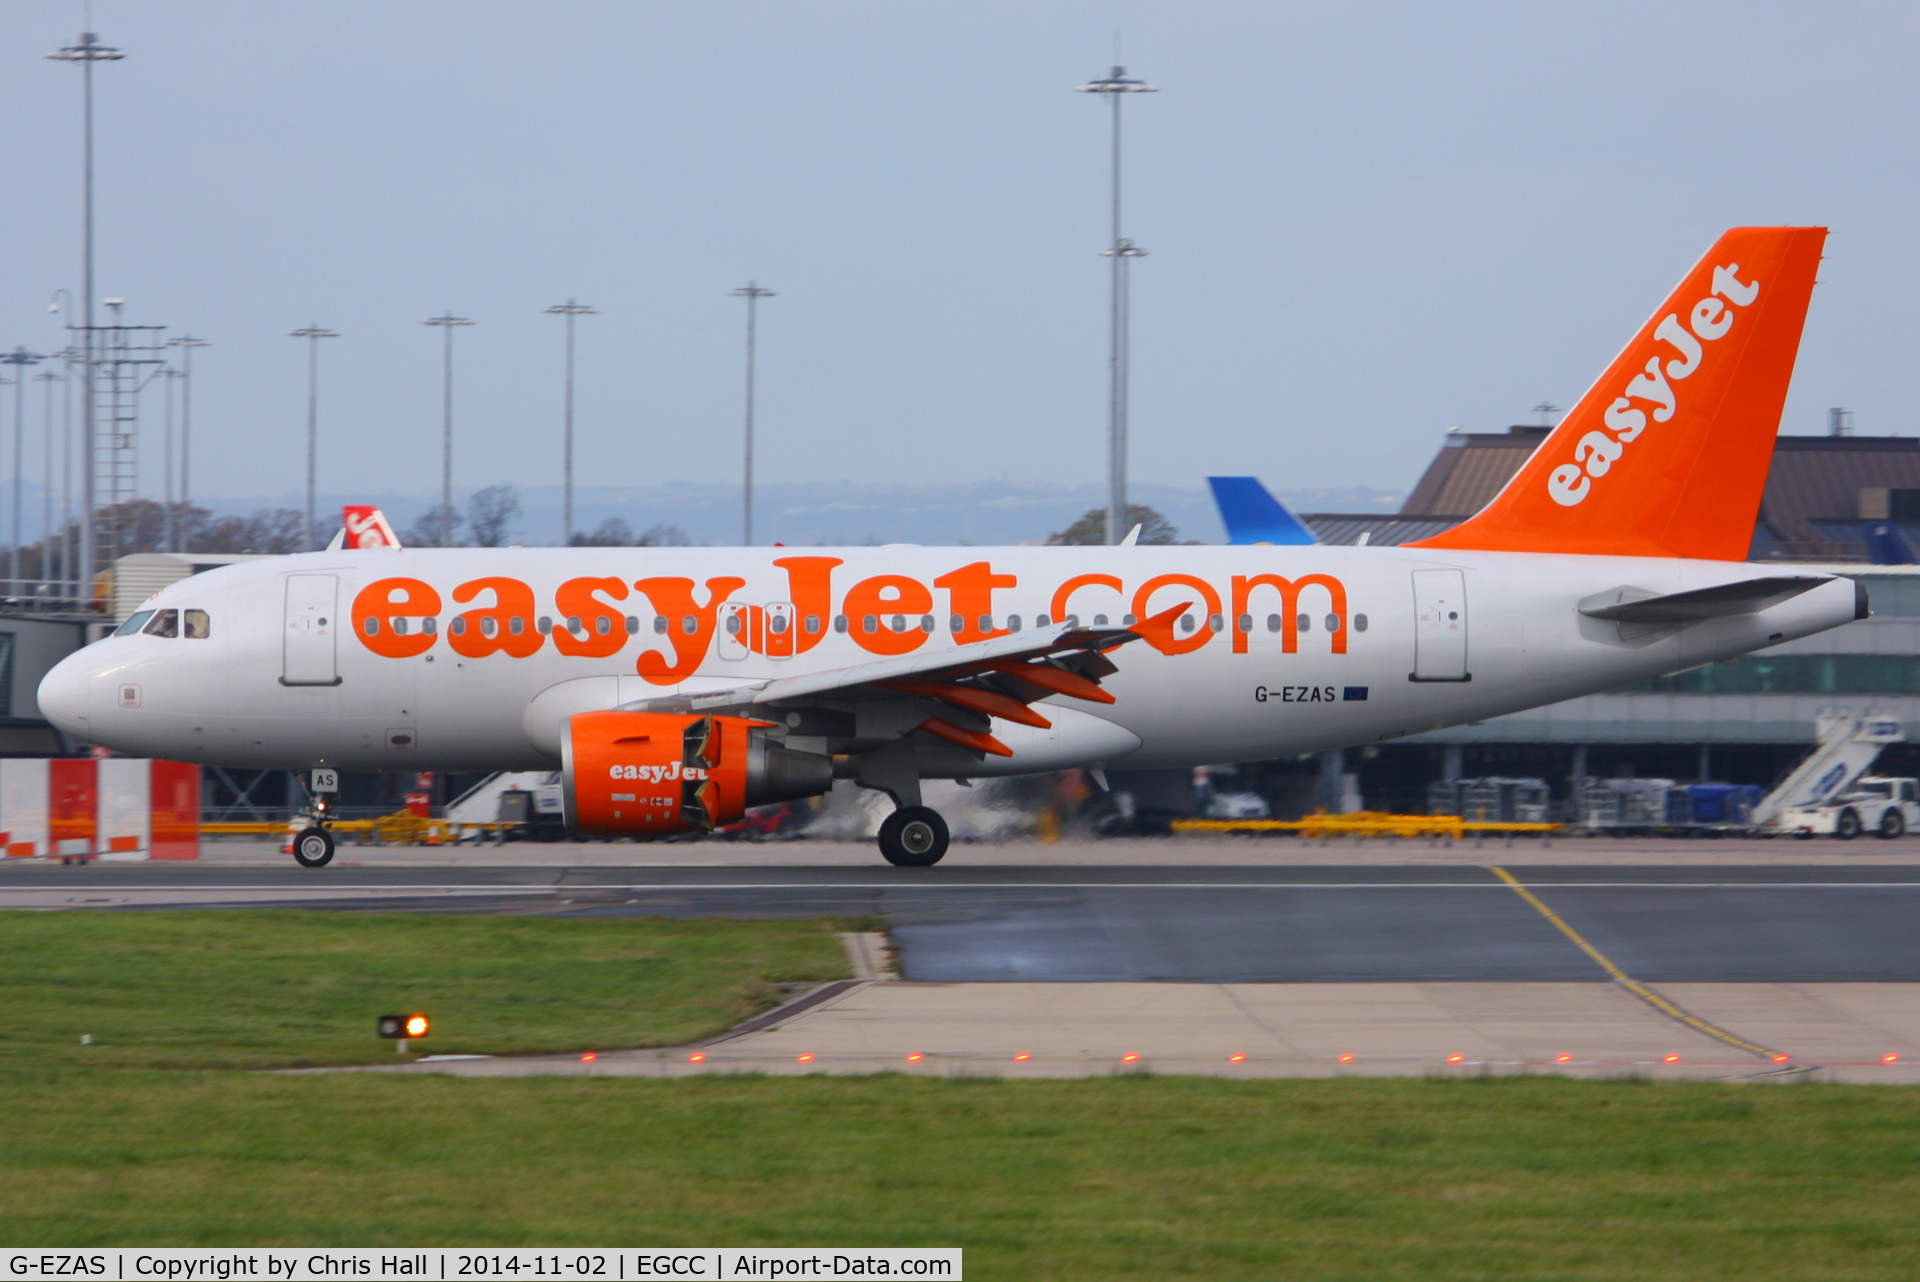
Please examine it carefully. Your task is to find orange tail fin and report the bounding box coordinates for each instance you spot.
[1409,227,1826,560]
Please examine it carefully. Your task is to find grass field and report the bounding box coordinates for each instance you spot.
[4,911,1919,1278]
[0,909,852,1068]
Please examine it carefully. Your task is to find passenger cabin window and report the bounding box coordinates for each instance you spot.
[184,609,210,639]
[114,610,154,637]
[142,609,180,638]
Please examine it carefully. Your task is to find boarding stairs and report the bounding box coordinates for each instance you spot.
[1752,707,1904,827]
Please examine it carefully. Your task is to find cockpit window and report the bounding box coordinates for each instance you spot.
[184,609,210,639]
[114,611,154,637]
[142,609,180,638]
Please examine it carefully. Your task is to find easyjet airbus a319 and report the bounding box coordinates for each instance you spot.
[39,227,1861,866]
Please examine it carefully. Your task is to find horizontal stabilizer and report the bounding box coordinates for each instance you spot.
[1207,477,1317,546]
[1578,576,1831,624]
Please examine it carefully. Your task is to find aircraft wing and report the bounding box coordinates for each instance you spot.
[621,604,1187,758]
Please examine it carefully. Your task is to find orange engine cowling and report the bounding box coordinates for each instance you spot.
[562,710,834,838]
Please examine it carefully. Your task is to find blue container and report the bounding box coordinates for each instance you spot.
[1687,783,1763,824]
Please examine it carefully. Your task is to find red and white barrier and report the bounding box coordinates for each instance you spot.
[0,758,199,860]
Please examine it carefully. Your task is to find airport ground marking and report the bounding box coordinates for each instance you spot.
[1488,865,1783,1060]
[15,878,1920,892]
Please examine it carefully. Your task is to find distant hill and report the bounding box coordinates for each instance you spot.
[178,480,1406,548]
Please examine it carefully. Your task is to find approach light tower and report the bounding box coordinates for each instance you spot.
[422,312,474,547]
[543,300,597,546]
[728,283,775,546]
[46,29,124,596]
[1076,65,1157,546]
[289,326,340,550]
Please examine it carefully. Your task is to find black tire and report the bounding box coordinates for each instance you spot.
[879,806,949,867]
[1835,808,1862,841]
[1879,808,1906,840]
[292,826,335,868]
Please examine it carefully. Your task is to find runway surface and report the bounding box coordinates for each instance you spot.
[8,860,1920,984]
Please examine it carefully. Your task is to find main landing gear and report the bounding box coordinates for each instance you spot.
[878,806,949,867]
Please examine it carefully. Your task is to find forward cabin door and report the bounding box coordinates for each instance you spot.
[1411,569,1469,681]
[283,574,340,685]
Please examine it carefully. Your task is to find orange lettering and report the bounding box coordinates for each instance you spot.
[934,561,1017,643]
[1130,574,1222,656]
[552,576,631,658]
[1049,573,1123,625]
[352,577,441,659]
[770,556,842,655]
[1232,573,1348,654]
[843,574,933,656]
[449,577,544,658]
[633,576,747,684]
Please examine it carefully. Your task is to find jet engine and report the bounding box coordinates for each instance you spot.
[562,710,833,838]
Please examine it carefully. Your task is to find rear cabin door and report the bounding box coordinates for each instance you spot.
[1411,569,1469,681]
[283,574,340,685]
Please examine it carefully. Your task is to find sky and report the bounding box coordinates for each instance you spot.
[2,0,1917,515]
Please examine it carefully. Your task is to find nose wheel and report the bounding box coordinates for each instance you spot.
[292,826,335,868]
[878,806,949,867]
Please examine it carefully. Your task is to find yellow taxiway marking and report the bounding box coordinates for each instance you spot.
[1489,865,1784,1061]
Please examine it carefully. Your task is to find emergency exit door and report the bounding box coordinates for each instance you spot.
[1411,569,1469,681]
[283,574,341,686]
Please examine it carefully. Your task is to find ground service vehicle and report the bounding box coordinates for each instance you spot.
[1780,777,1920,840]
[39,227,1863,867]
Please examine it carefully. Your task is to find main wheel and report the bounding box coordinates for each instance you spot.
[292,826,336,868]
[1879,808,1906,839]
[879,806,949,867]
[1835,808,1862,841]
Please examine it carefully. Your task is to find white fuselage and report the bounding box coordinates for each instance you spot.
[38,544,1860,775]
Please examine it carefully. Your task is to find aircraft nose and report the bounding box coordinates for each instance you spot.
[37,650,93,738]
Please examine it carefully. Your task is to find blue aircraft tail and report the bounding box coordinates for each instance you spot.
[1863,521,1920,565]
[1207,477,1318,545]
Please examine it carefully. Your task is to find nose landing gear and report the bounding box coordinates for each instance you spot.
[878,806,949,867]
[291,825,336,868]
